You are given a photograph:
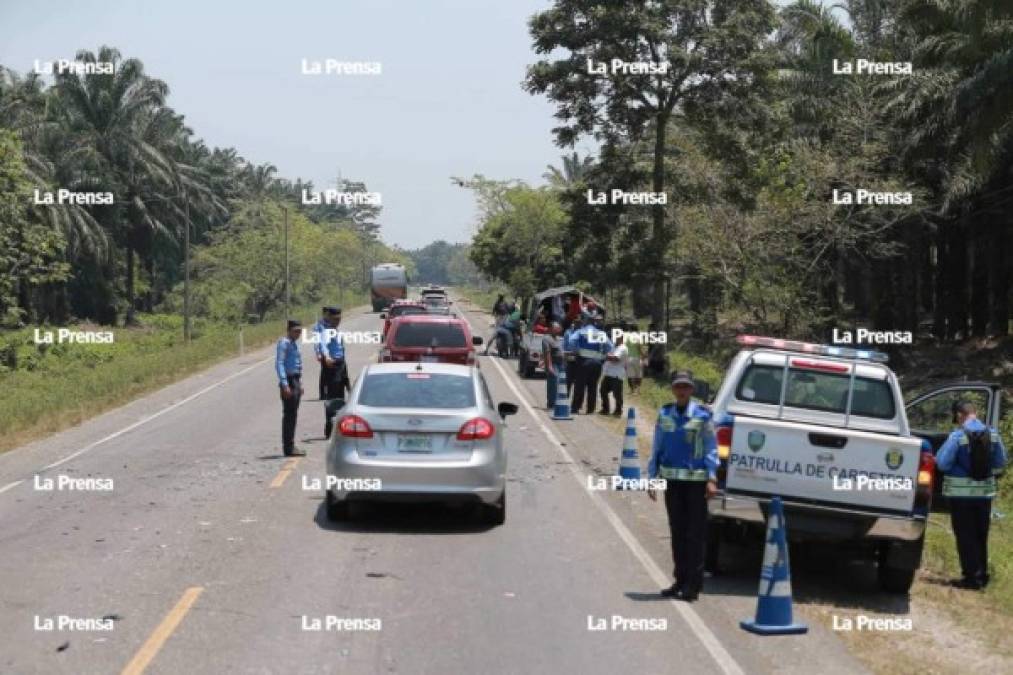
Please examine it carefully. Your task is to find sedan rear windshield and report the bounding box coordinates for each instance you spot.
[393,322,466,348]
[359,373,476,408]
[390,306,426,318]
[736,364,895,419]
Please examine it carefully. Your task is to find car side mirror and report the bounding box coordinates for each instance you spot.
[473,336,483,345]
[498,402,519,418]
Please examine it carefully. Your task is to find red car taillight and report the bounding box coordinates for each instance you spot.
[716,425,733,460]
[914,451,935,511]
[715,420,733,486]
[457,417,495,441]
[338,415,373,438]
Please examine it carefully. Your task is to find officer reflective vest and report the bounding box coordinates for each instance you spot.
[575,325,612,362]
[936,418,1008,498]
[647,400,718,481]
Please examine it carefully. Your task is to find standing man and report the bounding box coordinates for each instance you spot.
[599,333,627,416]
[936,400,1007,589]
[625,331,644,393]
[314,306,349,438]
[571,316,612,415]
[562,317,583,392]
[647,370,718,601]
[276,320,304,457]
[542,321,564,409]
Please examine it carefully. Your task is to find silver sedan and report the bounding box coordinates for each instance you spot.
[324,362,517,525]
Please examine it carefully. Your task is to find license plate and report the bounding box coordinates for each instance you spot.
[398,434,432,451]
[420,355,439,363]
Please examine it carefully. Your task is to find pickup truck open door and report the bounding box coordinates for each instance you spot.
[905,381,1002,501]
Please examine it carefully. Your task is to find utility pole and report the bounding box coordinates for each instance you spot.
[283,204,290,319]
[183,197,191,343]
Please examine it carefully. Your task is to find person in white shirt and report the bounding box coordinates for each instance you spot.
[599,334,628,416]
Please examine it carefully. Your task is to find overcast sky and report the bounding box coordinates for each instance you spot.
[0,0,591,249]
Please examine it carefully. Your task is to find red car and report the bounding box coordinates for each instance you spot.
[380,315,482,365]
[380,301,428,339]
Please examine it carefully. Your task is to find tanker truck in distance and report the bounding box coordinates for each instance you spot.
[369,263,408,311]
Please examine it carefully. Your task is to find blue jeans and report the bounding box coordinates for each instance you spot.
[546,358,563,407]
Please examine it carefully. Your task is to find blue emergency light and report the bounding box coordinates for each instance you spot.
[736,335,889,363]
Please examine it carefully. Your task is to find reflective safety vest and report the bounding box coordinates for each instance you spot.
[943,431,1001,498]
[647,400,718,481]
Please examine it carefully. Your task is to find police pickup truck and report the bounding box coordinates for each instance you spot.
[707,335,1002,594]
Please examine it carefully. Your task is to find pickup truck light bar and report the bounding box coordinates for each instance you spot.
[736,335,889,363]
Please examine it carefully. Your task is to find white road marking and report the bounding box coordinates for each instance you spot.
[461,308,746,675]
[0,479,24,494]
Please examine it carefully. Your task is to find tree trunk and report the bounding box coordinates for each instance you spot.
[125,246,137,326]
[989,218,1010,336]
[970,223,989,337]
[651,112,669,329]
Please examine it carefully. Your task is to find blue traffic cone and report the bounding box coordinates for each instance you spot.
[552,368,572,420]
[740,496,808,635]
[617,408,641,485]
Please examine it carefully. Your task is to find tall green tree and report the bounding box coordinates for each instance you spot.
[525,0,777,325]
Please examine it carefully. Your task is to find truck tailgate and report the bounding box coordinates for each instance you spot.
[726,416,922,514]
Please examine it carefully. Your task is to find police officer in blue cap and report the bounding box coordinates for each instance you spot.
[937,400,1008,589]
[313,306,349,438]
[647,369,718,601]
[275,320,304,456]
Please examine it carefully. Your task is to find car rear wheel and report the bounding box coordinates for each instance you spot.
[325,490,350,522]
[483,491,506,526]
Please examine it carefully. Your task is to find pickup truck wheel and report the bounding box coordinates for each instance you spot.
[877,565,916,594]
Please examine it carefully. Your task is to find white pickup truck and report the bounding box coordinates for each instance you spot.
[707,335,1002,594]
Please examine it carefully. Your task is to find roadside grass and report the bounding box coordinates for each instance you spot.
[0,297,365,454]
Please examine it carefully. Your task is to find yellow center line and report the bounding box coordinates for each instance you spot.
[269,457,300,488]
[120,586,204,675]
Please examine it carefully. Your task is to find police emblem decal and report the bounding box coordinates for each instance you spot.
[885,449,904,470]
[747,430,765,452]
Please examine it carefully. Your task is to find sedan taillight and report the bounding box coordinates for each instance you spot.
[457,417,495,441]
[339,415,373,438]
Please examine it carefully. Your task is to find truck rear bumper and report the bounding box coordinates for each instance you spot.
[709,493,926,542]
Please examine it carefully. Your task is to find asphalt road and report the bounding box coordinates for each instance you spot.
[0,300,868,675]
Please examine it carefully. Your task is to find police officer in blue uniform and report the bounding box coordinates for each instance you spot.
[570,315,612,415]
[647,370,718,601]
[936,400,1008,589]
[275,320,304,456]
[313,306,350,438]
[561,317,583,396]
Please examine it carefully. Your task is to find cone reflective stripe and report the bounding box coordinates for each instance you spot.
[740,496,808,635]
[618,407,641,483]
[552,367,572,420]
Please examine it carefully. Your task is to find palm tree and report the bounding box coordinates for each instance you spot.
[543,152,595,188]
[53,46,178,323]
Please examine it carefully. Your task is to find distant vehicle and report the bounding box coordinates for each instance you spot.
[517,285,599,378]
[707,335,1000,594]
[370,263,408,312]
[421,295,453,313]
[380,315,482,365]
[420,284,447,299]
[380,300,427,340]
[325,362,517,524]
